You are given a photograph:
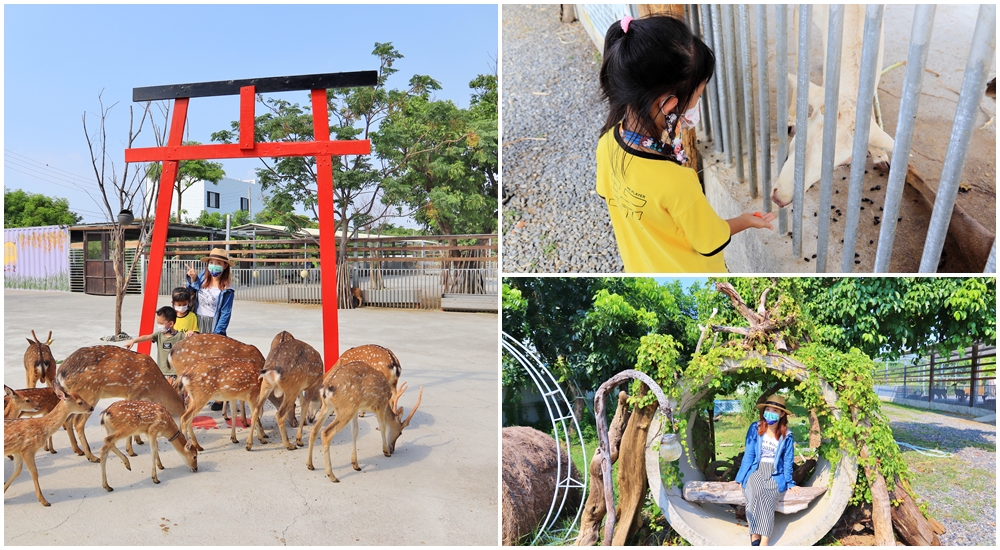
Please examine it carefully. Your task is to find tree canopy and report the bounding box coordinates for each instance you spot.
[4,188,82,228]
[146,141,225,222]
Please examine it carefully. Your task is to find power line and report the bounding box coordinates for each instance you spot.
[4,166,109,219]
[4,149,97,183]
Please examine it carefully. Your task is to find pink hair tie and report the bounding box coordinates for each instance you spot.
[621,16,634,34]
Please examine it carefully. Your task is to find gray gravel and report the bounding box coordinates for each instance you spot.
[502,4,623,273]
[881,403,996,546]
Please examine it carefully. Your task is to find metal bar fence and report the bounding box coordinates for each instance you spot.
[691,4,996,273]
[877,344,997,411]
[150,259,497,310]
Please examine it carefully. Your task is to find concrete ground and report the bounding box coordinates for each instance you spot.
[4,290,499,545]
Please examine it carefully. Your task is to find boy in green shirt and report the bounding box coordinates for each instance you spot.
[125,306,185,383]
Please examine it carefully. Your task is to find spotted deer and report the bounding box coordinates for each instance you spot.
[306,360,422,483]
[247,331,323,451]
[168,333,277,426]
[56,346,186,462]
[99,400,198,491]
[333,344,403,414]
[4,385,82,454]
[4,386,93,506]
[24,330,57,388]
[177,358,267,451]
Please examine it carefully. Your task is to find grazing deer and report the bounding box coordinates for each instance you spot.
[306,361,422,483]
[4,387,93,506]
[24,330,57,388]
[168,333,277,426]
[247,331,323,451]
[177,358,267,451]
[56,346,186,462]
[4,385,83,454]
[99,400,198,491]
[333,344,403,414]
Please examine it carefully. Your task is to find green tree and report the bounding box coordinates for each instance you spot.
[3,188,82,227]
[146,141,225,222]
[192,209,251,229]
[252,191,316,230]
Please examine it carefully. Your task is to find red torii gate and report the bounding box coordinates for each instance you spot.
[126,71,377,371]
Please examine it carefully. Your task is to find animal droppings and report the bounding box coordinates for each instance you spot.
[854,260,861,264]
[804,257,810,262]
[897,217,903,222]
[813,212,817,217]
[811,254,817,259]
[832,218,838,222]
[869,240,874,244]
[855,253,860,258]
[861,206,865,210]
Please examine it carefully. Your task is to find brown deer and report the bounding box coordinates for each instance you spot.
[98,400,198,491]
[24,330,57,388]
[332,344,403,415]
[4,386,93,506]
[168,333,278,426]
[56,346,186,462]
[3,385,83,455]
[177,358,267,451]
[306,361,422,483]
[247,331,323,451]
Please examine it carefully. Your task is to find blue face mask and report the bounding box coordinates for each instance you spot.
[763,411,781,425]
[207,264,224,276]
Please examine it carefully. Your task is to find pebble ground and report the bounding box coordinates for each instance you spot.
[502,4,623,273]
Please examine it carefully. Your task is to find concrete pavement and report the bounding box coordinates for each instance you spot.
[4,290,499,545]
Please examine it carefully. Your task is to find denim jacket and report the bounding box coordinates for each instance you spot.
[734,421,796,492]
[186,271,235,336]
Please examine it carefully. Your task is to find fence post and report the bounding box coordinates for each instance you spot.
[970,343,979,408]
[738,5,758,198]
[815,4,844,273]
[755,5,772,213]
[711,4,731,158]
[775,4,789,235]
[927,350,934,403]
[791,3,812,257]
[723,4,743,179]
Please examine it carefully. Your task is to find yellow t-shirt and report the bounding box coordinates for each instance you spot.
[173,311,199,333]
[596,125,730,273]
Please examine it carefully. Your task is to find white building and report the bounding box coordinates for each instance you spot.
[151,177,269,222]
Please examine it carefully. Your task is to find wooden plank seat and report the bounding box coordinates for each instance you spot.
[682,481,828,514]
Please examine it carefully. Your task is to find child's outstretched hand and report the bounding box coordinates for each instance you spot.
[124,339,136,351]
[747,211,775,230]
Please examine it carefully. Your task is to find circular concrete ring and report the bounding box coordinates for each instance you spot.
[645,354,858,546]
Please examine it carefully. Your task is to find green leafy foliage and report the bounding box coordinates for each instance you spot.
[190,209,250,229]
[4,188,82,227]
[146,141,225,222]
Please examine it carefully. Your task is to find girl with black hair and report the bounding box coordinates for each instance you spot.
[596,15,775,272]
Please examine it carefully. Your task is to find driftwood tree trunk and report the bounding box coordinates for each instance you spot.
[576,392,631,546]
[852,414,895,546]
[612,393,656,546]
[888,477,942,546]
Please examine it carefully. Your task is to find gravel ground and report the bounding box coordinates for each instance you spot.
[880,403,996,546]
[502,4,623,273]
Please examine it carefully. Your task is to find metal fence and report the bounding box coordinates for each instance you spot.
[875,343,997,411]
[150,259,497,310]
[689,4,996,273]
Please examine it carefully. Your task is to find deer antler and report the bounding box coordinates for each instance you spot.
[400,386,423,429]
[46,331,53,345]
[391,381,408,416]
[31,330,40,343]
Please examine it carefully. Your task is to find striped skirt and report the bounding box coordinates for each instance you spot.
[743,460,779,537]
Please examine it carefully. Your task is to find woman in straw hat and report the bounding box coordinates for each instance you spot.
[185,248,236,337]
[734,393,797,546]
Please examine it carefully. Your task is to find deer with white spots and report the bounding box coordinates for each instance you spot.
[332,344,404,414]
[247,331,323,451]
[24,330,57,388]
[56,345,186,462]
[168,333,278,426]
[177,357,267,451]
[4,385,84,454]
[306,360,422,483]
[98,400,198,491]
[4,386,93,506]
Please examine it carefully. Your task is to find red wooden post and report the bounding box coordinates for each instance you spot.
[239,86,256,150]
[311,88,340,371]
[137,98,189,355]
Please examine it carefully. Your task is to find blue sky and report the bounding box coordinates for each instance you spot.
[4,4,498,223]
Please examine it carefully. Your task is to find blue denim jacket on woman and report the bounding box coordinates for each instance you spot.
[734,421,796,492]
[186,271,235,336]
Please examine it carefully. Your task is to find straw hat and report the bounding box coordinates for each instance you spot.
[756,394,792,416]
[200,248,235,266]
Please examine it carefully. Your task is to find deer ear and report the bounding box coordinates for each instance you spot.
[4,385,14,398]
[27,338,35,345]
[54,388,67,400]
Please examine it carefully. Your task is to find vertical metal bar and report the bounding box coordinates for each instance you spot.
[711,5,731,158]
[756,5,772,213]
[970,343,979,409]
[703,4,722,152]
[840,4,884,272]
[791,4,811,257]
[724,4,744,181]
[738,5,758,198]
[691,5,712,141]
[815,5,844,273]
[986,238,997,273]
[775,5,789,234]
[920,4,996,272]
[874,5,936,272]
